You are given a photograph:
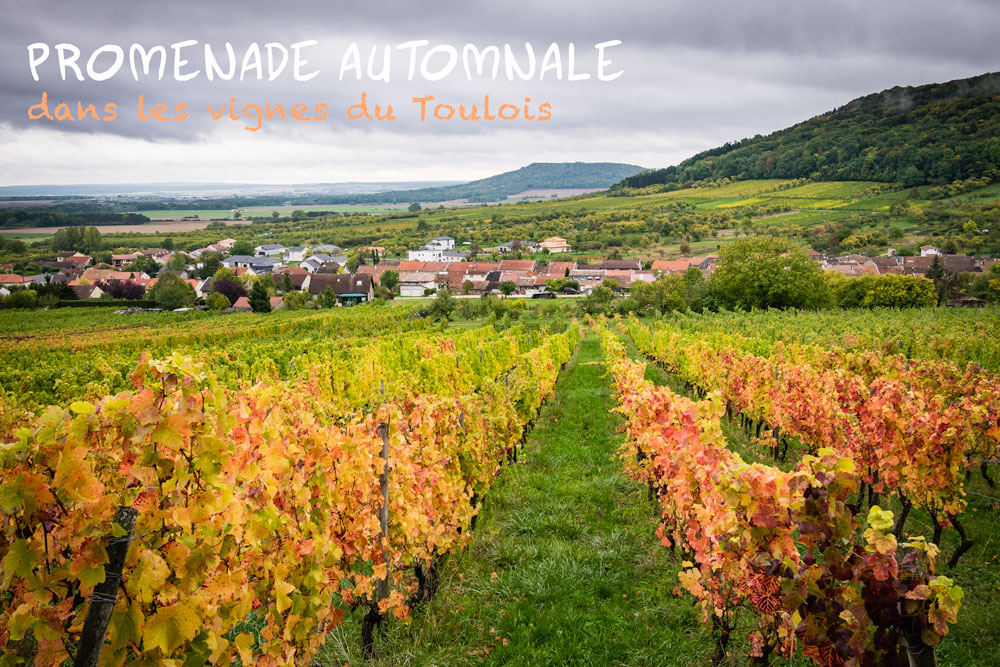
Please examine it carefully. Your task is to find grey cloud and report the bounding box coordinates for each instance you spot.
[0,0,997,183]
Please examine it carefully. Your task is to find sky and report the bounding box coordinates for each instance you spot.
[0,0,998,186]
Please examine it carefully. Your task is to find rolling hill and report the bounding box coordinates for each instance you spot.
[322,162,645,204]
[614,72,1000,191]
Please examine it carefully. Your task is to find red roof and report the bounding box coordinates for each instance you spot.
[422,261,451,272]
[232,296,252,310]
[466,262,499,273]
[0,274,30,285]
[275,266,308,276]
[545,261,576,276]
[397,261,426,271]
[498,260,536,272]
[651,259,690,273]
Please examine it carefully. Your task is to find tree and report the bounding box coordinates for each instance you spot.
[380,269,400,291]
[682,267,713,311]
[630,276,688,314]
[408,202,422,212]
[148,271,195,310]
[162,237,174,250]
[499,281,516,297]
[835,274,936,309]
[462,280,475,295]
[581,285,616,315]
[276,272,293,294]
[206,292,230,311]
[284,290,308,310]
[233,211,242,220]
[319,286,338,308]
[710,237,830,310]
[97,279,146,300]
[272,211,280,219]
[428,289,455,320]
[889,201,911,218]
[346,251,365,273]
[229,240,254,256]
[925,255,945,304]
[291,210,307,221]
[167,253,189,271]
[248,279,271,313]
[199,252,222,279]
[212,277,246,306]
[4,289,37,309]
[679,242,692,255]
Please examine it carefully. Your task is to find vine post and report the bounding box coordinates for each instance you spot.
[362,421,391,655]
[74,505,139,667]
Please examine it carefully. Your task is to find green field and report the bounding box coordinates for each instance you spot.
[136,203,409,219]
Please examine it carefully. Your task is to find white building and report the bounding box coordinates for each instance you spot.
[284,246,309,263]
[426,236,455,250]
[301,253,338,273]
[255,243,286,257]
[538,237,571,254]
[920,245,941,257]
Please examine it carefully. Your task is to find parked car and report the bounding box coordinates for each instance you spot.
[562,287,580,295]
[532,291,556,299]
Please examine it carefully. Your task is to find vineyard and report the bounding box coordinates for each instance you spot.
[1,305,997,665]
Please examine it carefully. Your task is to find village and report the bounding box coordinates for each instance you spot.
[0,232,996,311]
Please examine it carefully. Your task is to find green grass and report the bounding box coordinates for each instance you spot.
[317,335,713,665]
[0,232,53,241]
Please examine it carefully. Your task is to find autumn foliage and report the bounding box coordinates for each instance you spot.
[0,323,578,665]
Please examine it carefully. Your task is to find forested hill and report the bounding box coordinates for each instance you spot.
[614,72,1000,190]
[329,162,644,204]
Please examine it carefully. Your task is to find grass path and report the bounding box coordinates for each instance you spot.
[319,334,711,665]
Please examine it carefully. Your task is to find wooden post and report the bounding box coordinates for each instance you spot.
[363,422,391,655]
[376,422,390,603]
[74,506,138,667]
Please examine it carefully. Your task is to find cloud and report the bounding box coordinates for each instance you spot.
[0,0,997,184]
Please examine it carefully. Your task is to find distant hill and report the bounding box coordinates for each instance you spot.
[326,162,645,204]
[614,72,1000,191]
[0,181,460,198]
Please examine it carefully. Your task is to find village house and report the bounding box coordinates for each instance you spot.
[538,237,571,254]
[301,253,341,273]
[111,253,138,268]
[77,268,149,283]
[71,284,104,299]
[255,243,286,257]
[56,251,91,268]
[497,240,538,254]
[312,244,342,255]
[138,248,170,261]
[398,271,439,297]
[0,274,32,287]
[283,246,309,263]
[221,255,282,274]
[407,236,459,261]
[303,273,375,305]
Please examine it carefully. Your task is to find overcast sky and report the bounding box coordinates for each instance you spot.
[0,0,997,186]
